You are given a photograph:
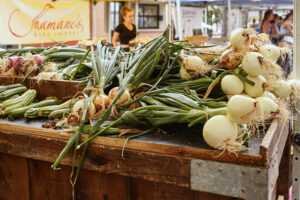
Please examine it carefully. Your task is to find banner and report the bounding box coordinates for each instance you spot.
[0,0,90,44]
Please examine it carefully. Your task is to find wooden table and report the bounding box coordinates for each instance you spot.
[0,77,292,200]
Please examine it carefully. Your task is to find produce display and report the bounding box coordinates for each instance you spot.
[0,26,296,193]
[0,45,92,81]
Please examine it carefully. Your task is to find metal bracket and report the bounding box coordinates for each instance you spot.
[191,159,269,200]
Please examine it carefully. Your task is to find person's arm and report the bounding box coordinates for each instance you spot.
[112,31,120,47]
[285,23,293,36]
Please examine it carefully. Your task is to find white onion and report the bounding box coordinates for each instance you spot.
[259,44,281,63]
[179,67,192,80]
[241,52,266,77]
[287,79,300,90]
[227,95,257,124]
[230,28,251,50]
[220,49,243,69]
[108,87,132,107]
[244,75,266,97]
[72,99,96,121]
[255,96,278,118]
[221,75,244,95]
[203,115,238,149]
[181,56,208,79]
[262,91,277,102]
[273,80,291,98]
[94,94,109,111]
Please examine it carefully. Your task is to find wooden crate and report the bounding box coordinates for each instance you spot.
[0,78,291,200]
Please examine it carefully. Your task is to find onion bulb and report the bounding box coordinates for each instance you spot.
[244,75,266,97]
[221,75,244,95]
[255,96,278,118]
[180,56,208,80]
[179,67,192,80]
[262,91,277,102]
[272,80,291,98]
[94,94,109,111]
[203,115,238,149]
[241,52,266,77]
[230,28,251,50]
[220,49,243,69]
[72,99,96,122]
[108,87,132,107]
[259,44,281,63]
[227,95,257,124]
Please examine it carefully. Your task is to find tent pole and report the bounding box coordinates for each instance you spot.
[93,2,97,39]
[204,7,207,35]
[176,0,183,40]
[227,0,232,38]
[295,0,300,79]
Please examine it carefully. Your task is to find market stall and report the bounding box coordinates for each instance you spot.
[0,0,297,200]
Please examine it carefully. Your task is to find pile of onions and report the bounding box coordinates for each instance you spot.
[221,75,244,95]
[244,75,266,97]
[72,99,96,122]
[203,115,238,150]
[230,28,252,50]
[220,49,243,69]
[108,87,132,107]
[180,56,208,80]
[227,95,257,124]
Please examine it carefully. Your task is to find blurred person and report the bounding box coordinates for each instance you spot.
[112,5,136,51]
[250,18,258,28]
[260,10,279,43]
[278,13,293,45]
[276,16,283,31]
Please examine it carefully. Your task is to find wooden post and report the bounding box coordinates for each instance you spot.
[295,0,300,79]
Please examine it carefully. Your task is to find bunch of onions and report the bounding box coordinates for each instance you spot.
[180,56,209,80]
[71,99,96,122]
[203,115,245,152]
[244,75,266,97]
[108,87,133,107]
[229,28,252,50]
[227,95,257,124]
[220,49,243,69]
[258,44,281,63]
[221,75,244,95]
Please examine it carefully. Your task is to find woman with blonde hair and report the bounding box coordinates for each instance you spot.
[112,5,136,51]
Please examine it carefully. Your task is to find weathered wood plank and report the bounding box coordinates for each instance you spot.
[0,76,83,100]
[29,159,72,200]
[260,120,288,166]
[0,124,191,187]
[0,153,30,200]
[276,135,292,199]
[29,159,129,200]
[76,169,129,200]
[130,177,242,200]
[0,121,264,167]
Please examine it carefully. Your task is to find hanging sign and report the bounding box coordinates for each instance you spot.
[0,0,90,44]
